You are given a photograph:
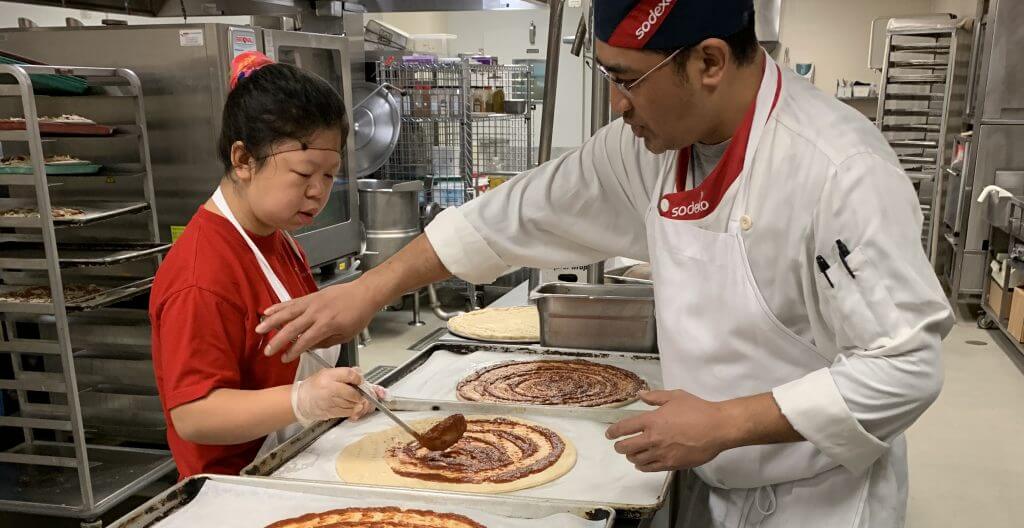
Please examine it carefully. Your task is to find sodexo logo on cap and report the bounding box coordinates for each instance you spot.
[595,0,755,51]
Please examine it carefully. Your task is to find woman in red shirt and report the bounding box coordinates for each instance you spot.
[150,52,381,478]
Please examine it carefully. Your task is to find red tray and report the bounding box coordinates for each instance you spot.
[0,120,116,136]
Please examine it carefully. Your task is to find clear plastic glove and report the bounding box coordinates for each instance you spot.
[290,367,389,427]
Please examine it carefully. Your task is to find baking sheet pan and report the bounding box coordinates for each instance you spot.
[0,277,153,314]
[0,199,150,228]
[109,475,614,528]
[0,242,170,268]
[0,119,116,136]
[387,346,662,411]
[262,408,670,518]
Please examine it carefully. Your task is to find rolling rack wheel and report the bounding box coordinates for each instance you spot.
[977,314,996,330]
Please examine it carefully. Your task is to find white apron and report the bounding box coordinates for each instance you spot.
[647,63,892,527]
[210,188,342,458]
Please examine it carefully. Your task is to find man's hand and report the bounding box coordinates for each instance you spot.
[257,280,381,362]
[256,234,452,362]
[606,390,733,473]
[606,389,804,473]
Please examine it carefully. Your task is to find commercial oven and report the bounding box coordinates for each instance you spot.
[0,23,361,268]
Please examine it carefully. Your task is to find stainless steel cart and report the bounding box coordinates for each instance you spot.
[0,64,173,522]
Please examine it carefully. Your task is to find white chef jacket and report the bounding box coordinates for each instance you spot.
[425,65,954,474]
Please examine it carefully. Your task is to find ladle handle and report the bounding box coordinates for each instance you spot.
[351,381,423,442]
[302,351,423,442]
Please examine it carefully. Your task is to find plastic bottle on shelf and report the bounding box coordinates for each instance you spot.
[491,85,505,113]
[484,86,494,113]
[471,86,485,113]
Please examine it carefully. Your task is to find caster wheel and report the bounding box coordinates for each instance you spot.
[977,315,996,330]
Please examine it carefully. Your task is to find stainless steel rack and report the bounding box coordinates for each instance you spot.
[375,60,534,303]
[375,60,534,205]
[876,17,971,263]
[0,64,173,522]
[978,196,1024,359]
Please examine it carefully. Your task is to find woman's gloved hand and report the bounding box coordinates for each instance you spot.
[290,367,390,427]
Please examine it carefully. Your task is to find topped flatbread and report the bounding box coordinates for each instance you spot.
[336,416,576,494]
[265,507,486,528]
[447,306,539,342]
[457,359,648,407]
[0,284,104,304]
[0,207,85,218]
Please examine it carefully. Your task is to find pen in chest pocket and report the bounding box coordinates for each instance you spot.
[836,239,856,279]
[816,255,835,289]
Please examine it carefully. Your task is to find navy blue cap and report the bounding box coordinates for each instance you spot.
[595,0,754,51]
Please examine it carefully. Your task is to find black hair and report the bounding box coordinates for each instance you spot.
[666,11,760,73]
[218,63,348,173]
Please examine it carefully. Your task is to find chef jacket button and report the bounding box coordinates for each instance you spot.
[660,198,670,213]
[740,215,753,231]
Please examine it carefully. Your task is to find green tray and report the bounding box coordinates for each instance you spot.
[0,55,90,96]
[0,163,102,175]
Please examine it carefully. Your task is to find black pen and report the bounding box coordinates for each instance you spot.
[816,255,835,288]
[836,240,856,279]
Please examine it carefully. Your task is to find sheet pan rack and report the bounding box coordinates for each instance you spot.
[0,63,172,522]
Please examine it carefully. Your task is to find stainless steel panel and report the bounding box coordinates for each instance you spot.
[262,28,361,266]
[975,0,1024,122]
[109,475,616,528]
[0,25,236,245]
[755,0,781,44]
[0,25,362,267]
[530,283,657,354]
[964,125,1024,250]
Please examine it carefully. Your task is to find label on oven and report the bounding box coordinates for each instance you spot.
[179,29,204,47]
[231,28,258,58]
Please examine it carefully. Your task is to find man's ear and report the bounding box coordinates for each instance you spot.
[695,38,729,89]
[230,141,255,182]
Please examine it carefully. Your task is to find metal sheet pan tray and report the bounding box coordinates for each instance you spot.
[0,199,150,228]
[243,403,672,520]
[530,283,657,354]
[0,242,170,268]
[0,277,153,314]
[109,474,616,528]
[385,341,663,412]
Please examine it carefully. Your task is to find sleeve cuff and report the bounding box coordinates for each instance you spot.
[772,368,889,475]
[424,207,511,284]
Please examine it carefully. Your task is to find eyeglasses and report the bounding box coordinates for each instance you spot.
[590,47,685,99]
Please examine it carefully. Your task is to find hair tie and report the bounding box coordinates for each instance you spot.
[230,51,275,90]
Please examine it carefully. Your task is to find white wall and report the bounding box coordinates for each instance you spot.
[777,0,936,93]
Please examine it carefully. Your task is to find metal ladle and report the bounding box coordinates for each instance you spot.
[302,351,466,451]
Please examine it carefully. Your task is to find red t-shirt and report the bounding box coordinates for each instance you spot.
[150,206,317,478]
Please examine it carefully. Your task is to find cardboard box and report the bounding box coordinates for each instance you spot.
[988,278,1011,318]
[1009,288,1024,342]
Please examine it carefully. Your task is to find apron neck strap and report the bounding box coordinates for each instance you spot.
[211,186,297,303]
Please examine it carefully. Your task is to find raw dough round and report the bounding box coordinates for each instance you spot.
[447,306,539,342]
[457,359,648,408]
[336,416,576,494]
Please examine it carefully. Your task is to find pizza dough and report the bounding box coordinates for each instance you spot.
[265,507,486,528]
[0,284,104,304]
[0,207,85,218]
[447,306,539,342]
[457,359,648,408]
[336,416,576,494]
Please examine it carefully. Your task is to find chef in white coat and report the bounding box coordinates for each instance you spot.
[257,0,954,525]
